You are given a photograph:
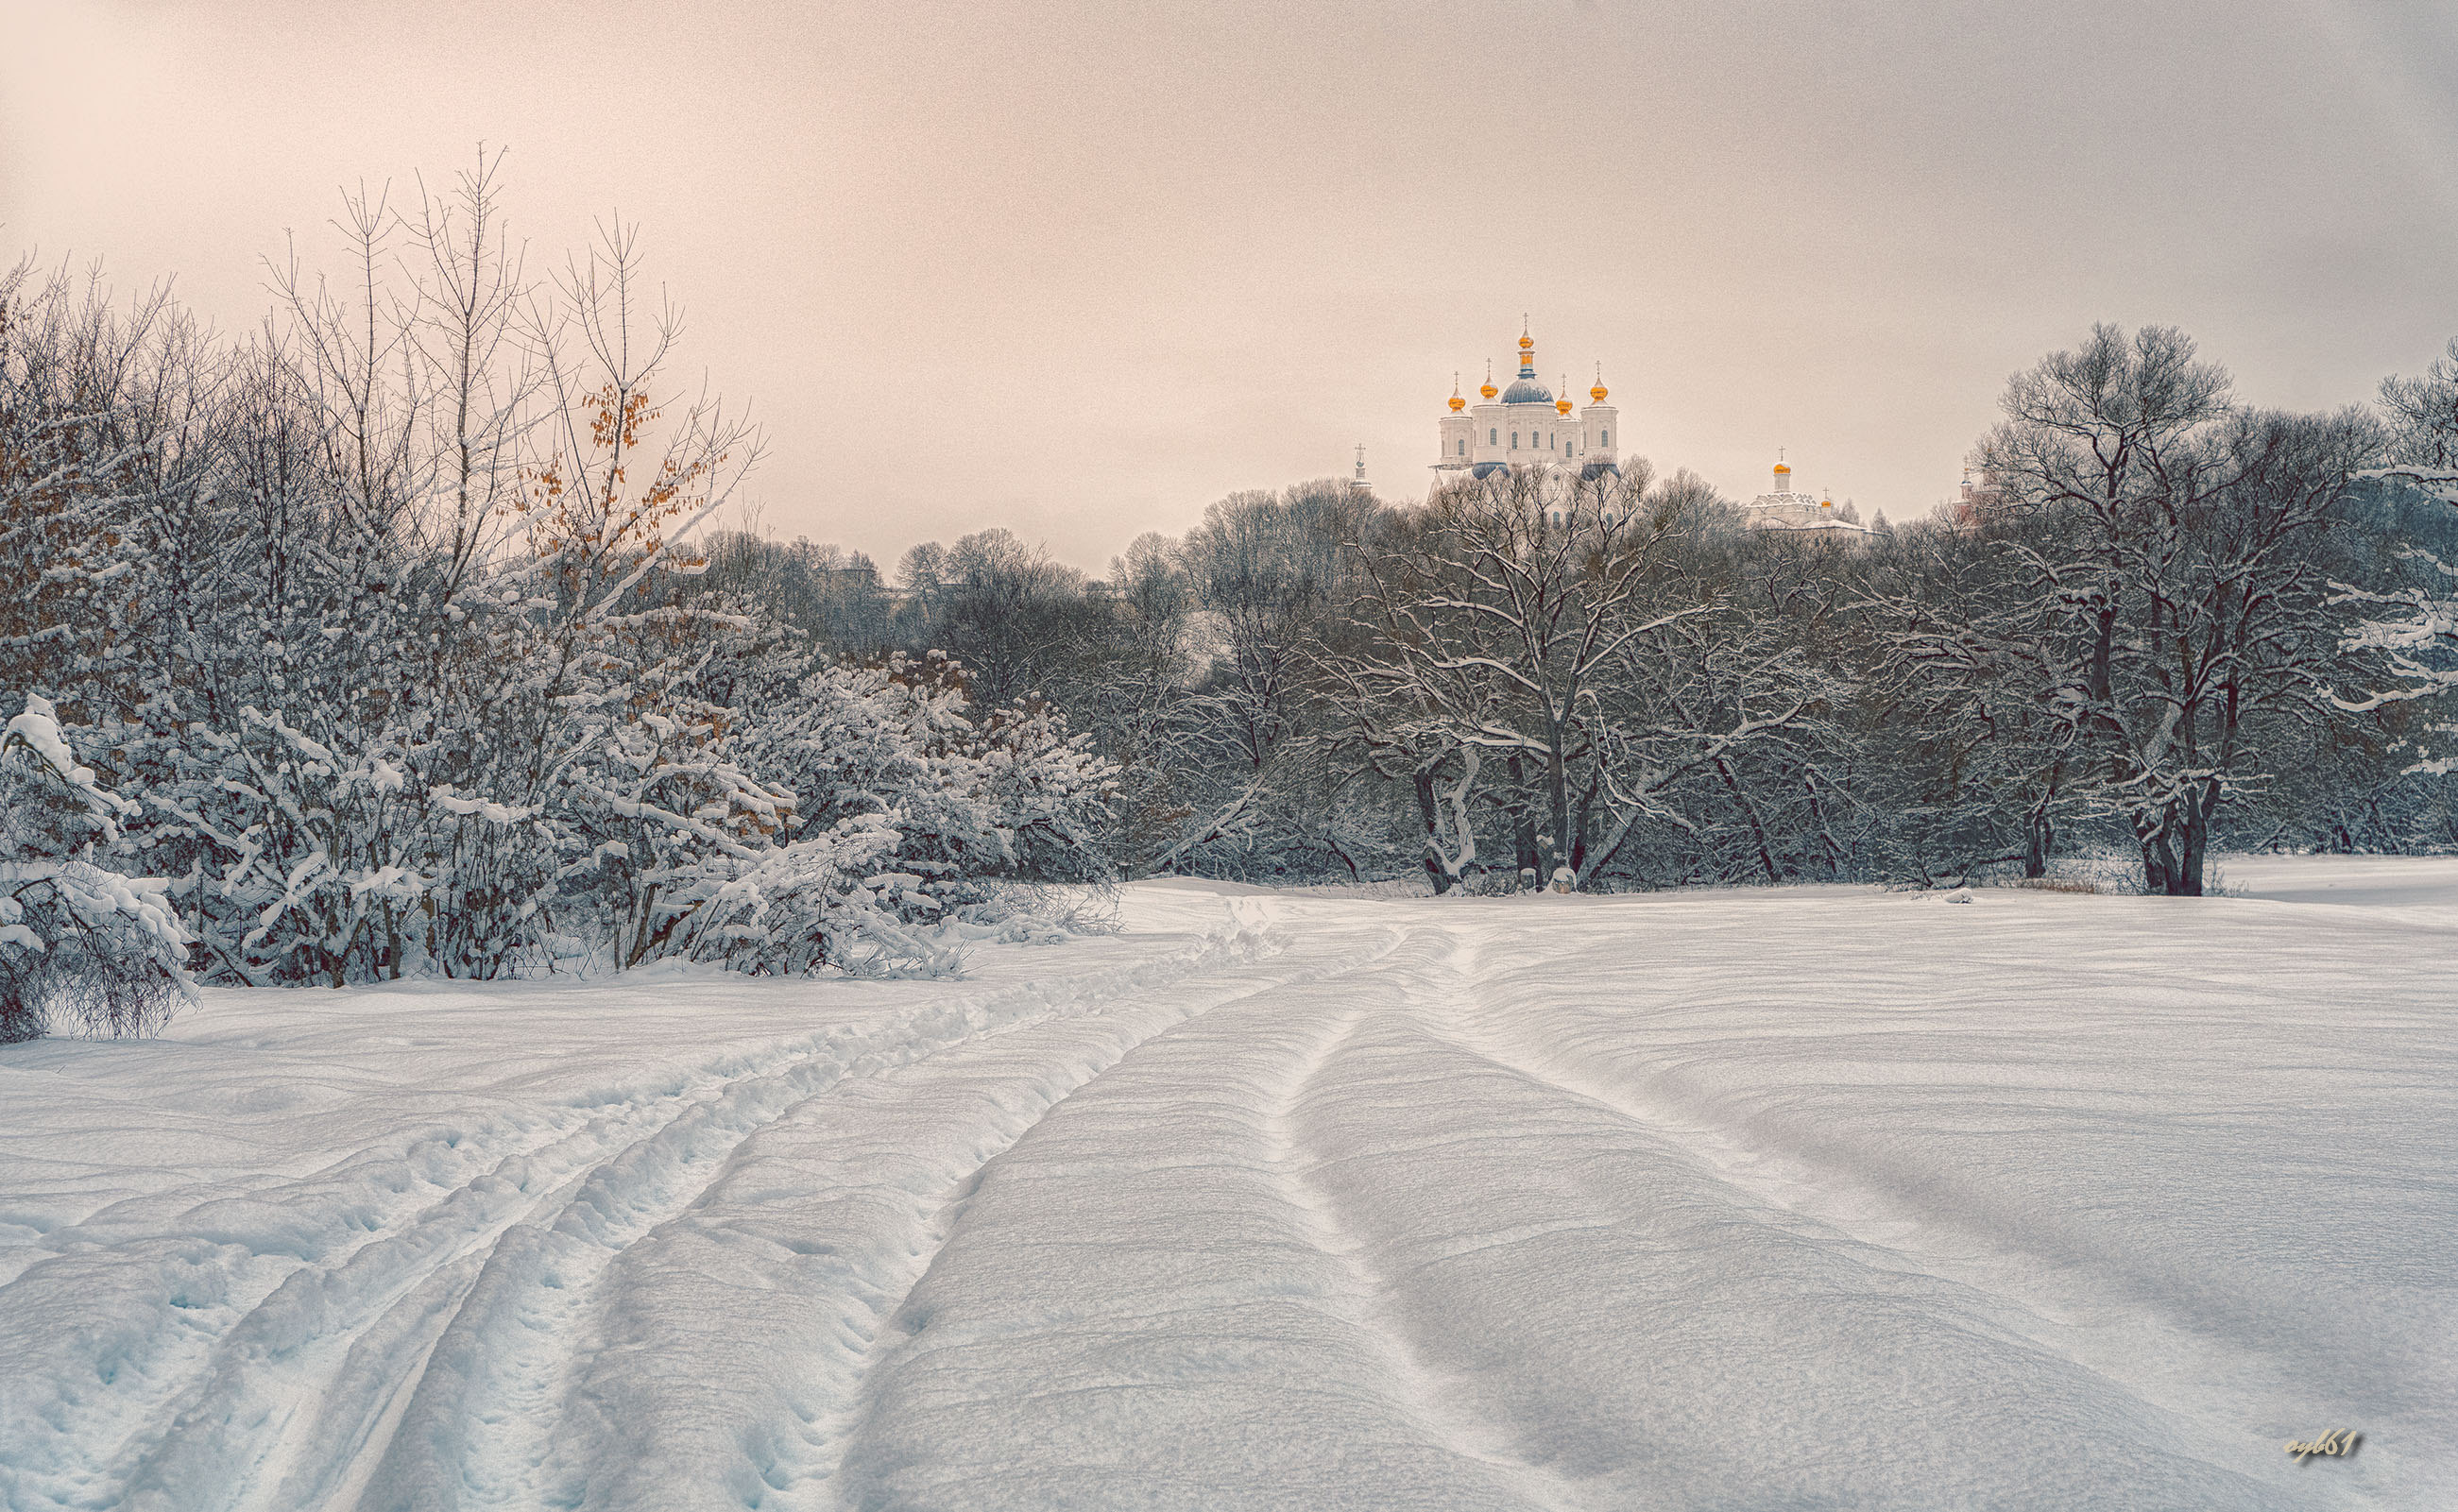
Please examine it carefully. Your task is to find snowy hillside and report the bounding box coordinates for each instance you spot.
[3,858,2452,1510]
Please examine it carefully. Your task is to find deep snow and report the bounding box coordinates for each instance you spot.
[2,858,2451,1510]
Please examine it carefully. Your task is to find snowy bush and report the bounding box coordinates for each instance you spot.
[731,651,1117,915]
[614,648,1119,978]
[0,697,193,1041]
[660,823,963,977]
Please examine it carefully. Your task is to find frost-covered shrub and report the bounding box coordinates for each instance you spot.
[831,653,1115,906]
[964,692,1118,888]
[661,822,963,977]
[624,648,1117,978]
[731,651,1117,916]
[0,697,193,1041]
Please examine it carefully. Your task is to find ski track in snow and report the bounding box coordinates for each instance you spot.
[1433,988,2291,1480]
[1265,939,1591,1512]
[539,903,1399,1512]
[4,861,2453,1510]
[829,920,1574,1512]
[1430,898,2423,1509]
[1,898,1279,1512]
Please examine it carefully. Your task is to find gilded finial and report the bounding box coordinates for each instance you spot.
[1590,362,1608,403]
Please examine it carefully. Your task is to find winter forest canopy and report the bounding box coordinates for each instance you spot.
[9,160,2458,1038]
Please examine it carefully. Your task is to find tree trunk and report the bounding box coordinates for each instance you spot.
[1802,772,1846,878]
[1506,756,1539,886]
[2140,816,2182,896]
[1544,731,1573,886]
[1413,771,1454,894]
[1715,756,1780,884]
[2175,780,2217,896]
[2017,760,2060,878]
[1568,780,1597,877]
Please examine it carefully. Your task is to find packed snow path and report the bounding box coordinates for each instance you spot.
[3,859,2452,1511]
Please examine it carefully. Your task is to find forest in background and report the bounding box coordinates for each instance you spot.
[9,160,2458,1036]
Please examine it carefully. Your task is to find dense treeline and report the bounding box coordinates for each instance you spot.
[790,325,2458,897]
[9,166,2458,1036]
[759,327,2458,897]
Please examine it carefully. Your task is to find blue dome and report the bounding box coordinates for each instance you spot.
[1500,377,1553,404]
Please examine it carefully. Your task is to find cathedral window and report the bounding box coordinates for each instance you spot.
[1490,427,1497,445]
[1511,432,1518,449]
[1601,429,1609,447]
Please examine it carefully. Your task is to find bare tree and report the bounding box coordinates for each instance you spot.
[1340,463,1810,889]
[2330,462,2458,770]
[2379,338,2458,469]
[1982,325,2381,893]
[1857,508,2081,880]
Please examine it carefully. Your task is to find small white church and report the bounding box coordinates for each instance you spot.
[1430,324,1621,483]
[1739,456,1870,541]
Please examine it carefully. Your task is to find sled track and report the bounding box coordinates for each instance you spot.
[584,914,1424,1510]
[452,911,1395,1512]
[1264,995,1588,1511]
[824,920,1588,1512]
[802,943,1414,1499]
[1420,971,2300,1487]
[0,906,1280,1512]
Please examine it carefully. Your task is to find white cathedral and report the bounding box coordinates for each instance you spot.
[1431,325,1620,483]
[1424,324,1869,544]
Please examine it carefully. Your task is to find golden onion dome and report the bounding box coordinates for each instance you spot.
[1774,462,1792,474]
[1478,360,1496,400]
[1591,364,1608,403]
[1556,376,1573,416]
[1449,373,1465,413]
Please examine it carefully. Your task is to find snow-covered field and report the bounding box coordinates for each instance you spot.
[3,857,2451,1511]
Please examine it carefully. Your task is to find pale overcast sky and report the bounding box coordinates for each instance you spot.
[6,0,2456,571]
